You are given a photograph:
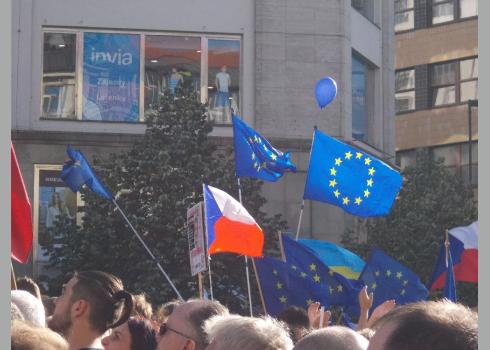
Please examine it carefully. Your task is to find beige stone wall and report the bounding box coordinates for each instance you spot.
[396,105,478,151]
[395,19,478,69]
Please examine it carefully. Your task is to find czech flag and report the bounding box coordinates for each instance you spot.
[203,184,264,257]
[428,221,478,290]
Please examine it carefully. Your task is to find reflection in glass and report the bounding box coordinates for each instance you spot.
[352,55,367,141]
[42,33,77,119]
[351,0,374,22]
[460,81,478,102]
[396,70,415,91]
[432,3,454,24]
[460,58,478,80]
[396,91,415,112]
[460,0,478,18]
[144,35,201,113]
[433,86,456,106]
[432,62,456,85]
[395,11,414,31]
[208,39,240,124]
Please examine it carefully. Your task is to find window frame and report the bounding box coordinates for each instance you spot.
[430,0,478,27]
[430,56,478,108]
[395,67,416,113]
[40,28,243,125]
[394,0,415,32]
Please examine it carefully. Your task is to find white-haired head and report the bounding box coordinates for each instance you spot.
[204,314,293,350]
[292,326,368,350]
[11,290,46,327]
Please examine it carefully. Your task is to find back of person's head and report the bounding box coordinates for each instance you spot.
[358,327,375,341]
[11,302,25,321]
[127,317,158,350]
[71,270,134,334]
[185,299,229,350]
[131,293,153,319]
[154,299,182,323]
[293,326,368,350]
[277,306,310,343]
[11,290,46,327]
[11,320,69,350]
[16,277,42,301]
[204,315,293,350]
[369,300,478,350]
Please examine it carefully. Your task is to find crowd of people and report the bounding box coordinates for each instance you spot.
[11,271,478,350]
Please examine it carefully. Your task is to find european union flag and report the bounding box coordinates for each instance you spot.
[360,248,428,310]
[61,145,113,200]
[233,114,296,182]
[281,234,362,309]
[303,129,402,217]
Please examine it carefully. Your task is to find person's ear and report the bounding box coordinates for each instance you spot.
[71,299,89,318]
[183,339,196,350]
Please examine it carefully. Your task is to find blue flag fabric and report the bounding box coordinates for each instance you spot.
[298,238,366,280]
[359,248,428,310]
[281,234,363,309]
[233,115,296,181]
[444,249,457,302]
[303,129,402,217]
[61,145,113,200]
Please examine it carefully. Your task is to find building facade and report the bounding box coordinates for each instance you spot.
[12,0,395,277]
[394,0,478,187]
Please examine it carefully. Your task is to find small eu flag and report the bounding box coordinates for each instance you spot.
[303,129,402,217]
[233,114,296,182]
[61,145,113,200]
[359,248,428,310]
[281,234,362,309]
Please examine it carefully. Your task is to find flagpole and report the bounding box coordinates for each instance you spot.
[445,229,449,268]
[296,127,317,241]
[251,258,267,315]
[237,177,254,317]
[112,199,184,301]
[11,261,17,290]
[277,230,286,261]
[202,184,214,300]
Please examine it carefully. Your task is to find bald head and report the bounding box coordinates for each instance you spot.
[293,326,368,350]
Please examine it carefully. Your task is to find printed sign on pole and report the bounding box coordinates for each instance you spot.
[187,202,207,276]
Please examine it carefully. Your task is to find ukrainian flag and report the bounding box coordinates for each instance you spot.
[298,238,365,280]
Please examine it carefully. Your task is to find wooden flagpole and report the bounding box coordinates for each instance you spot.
[251,258,267,315]
[11,261,17,290]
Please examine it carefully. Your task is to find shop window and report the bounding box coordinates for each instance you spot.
[395,0,414,31]
[395,69,415,112]
[207,39,240,125]
[42,32,77,119]
[144,35,201,114]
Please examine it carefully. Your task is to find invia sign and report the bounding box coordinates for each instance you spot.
[83,33,140,122]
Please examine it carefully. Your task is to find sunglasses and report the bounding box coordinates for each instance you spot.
[159,323,199,344]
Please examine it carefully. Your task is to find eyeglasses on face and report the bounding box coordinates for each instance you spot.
[158,323,199,344]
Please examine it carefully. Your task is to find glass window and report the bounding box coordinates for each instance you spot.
[42,32,77,119]
[460,58,478,80]
[432,1,455,24]
[352,55,368,141]
[395,0,414,31]
[207,39,240,125]
[396,150,416,169]
[432,61,457,106]
[395,69,415,112]
[351,0,374,22]
[460,58,478,102]
[460,0,478,18]
[432,144,460,166]
[144,35,201,114]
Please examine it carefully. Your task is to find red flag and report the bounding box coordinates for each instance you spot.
[11,143,33,263]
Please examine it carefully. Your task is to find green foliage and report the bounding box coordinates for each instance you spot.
[342,149,477,306]
[40,85,285,314]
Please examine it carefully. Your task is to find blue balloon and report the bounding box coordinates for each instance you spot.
[315,77,337,109]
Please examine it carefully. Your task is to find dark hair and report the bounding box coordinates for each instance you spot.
[71,271,134,333]
[187,300,229,350]
[277,306,310,329]
[373,300,478,350]
[16,277,42,301]
[127,317,157,350]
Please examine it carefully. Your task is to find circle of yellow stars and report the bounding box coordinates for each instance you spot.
[329,150,375,207]
[369,269,410,296]
[248,135,280,173]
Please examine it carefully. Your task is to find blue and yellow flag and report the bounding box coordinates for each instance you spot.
[61,145,113,200]
[298,238,365,280]
[360,248,428,310]
[303,129,402,217]
[233,115,296,182]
